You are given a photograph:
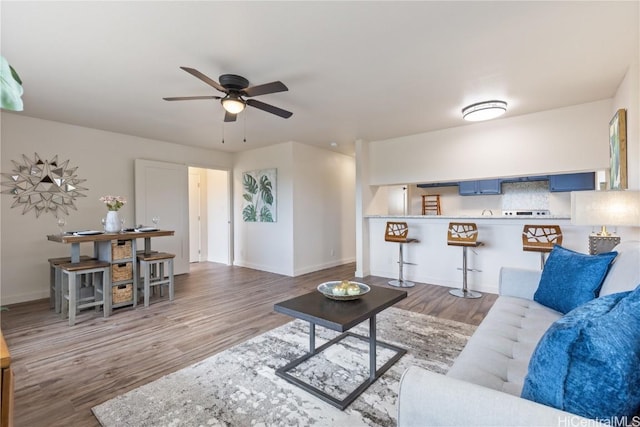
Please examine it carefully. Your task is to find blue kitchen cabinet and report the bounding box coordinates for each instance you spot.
[457,181,477,195]
[459,179,502,195]
[549,172,595,192]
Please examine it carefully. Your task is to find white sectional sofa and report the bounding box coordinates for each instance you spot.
[397,241,640,427]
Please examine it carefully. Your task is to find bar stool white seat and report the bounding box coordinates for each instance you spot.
[385,222,419,288]
[137,252,175,307]
[447,222,483,299]
[522,224,563,269]
[60,259,111,326]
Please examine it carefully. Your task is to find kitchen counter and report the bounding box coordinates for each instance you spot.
[362,216,626,295]
[366,215,571,220]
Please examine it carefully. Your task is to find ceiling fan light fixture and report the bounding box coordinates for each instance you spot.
[221,96,246,114]
[462,100,507,122]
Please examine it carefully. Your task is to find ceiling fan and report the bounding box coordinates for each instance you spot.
[163,67,293,122]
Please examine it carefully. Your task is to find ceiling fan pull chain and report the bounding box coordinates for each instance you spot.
[243,110,247,143]
[221,122,225,144]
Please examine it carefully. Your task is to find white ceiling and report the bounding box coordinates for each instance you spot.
[1,1,638,155]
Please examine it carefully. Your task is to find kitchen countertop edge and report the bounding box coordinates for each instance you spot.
[366,215,571,220]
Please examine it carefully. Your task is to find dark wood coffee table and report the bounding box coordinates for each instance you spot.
[273,284,407,410]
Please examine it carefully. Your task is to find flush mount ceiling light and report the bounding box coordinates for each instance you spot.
[221,94,246,114]
[462,100,507,122]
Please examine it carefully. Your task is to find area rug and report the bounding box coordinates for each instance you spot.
[92,307,475,427]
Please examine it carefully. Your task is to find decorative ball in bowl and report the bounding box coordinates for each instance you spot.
[317,280,371,301]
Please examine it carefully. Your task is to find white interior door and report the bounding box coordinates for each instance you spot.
[134,159,189,275]
[206,169,231,264]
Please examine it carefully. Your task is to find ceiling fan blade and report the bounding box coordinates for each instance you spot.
[224,111,237,122]
[180,67,227,93]
[163,96,221,101]
[246,99,293,119]
[243,81,288,97]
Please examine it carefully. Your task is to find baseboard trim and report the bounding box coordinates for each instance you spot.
[1,289,49,306]
[368,269,498,294]
[293,257,356,277]
[233,260,290,276]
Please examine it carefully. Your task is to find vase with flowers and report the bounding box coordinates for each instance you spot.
[100,195,126,233]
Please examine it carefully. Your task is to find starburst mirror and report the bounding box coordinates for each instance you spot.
[1,153,88,218]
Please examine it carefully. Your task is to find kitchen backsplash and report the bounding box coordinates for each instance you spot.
[501,181,549,211]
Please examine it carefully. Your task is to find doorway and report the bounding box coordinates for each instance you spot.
[188,167,231,265]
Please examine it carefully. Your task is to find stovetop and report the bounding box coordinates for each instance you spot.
[502,209,550,216]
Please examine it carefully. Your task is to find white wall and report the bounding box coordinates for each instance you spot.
[234,142,295,275]
[0,113,232,304]
[369,100,612,186]
[234,141,357,277]
[291,143,356,275]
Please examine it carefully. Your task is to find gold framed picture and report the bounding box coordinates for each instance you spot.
[609,109,627,190]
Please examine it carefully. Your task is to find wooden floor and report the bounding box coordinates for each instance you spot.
[1,262,497,427]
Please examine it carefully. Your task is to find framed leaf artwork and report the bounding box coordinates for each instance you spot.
[609,109,627,190]
[242,168,277,222]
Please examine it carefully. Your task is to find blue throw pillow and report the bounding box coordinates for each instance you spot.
[522,286,640,421]
[534,245,617,314]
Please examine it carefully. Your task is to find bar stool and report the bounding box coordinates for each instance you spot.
[384,222,419,288]
[522,224,563,269]
[60,260,111,326]
[447,222,483,299]
[49,255,94,314]
[137,252,175,307]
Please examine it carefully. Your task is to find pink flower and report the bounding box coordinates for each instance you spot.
[100,195,126,211]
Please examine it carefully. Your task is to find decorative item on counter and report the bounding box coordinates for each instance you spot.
[571,190,639,254]
[100,195,126,233]
[1,153,88,218]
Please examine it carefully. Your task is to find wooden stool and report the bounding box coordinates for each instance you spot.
[421,194,441,215]
[136,249,158,255]
[447,222,483,299]
[137,252,175,307]
[522,225,563,269]
[60,260,111,326]
[385,222,419,288]
[49,255,94,314]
